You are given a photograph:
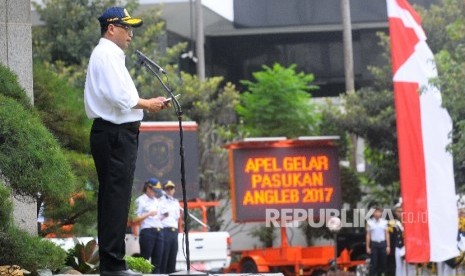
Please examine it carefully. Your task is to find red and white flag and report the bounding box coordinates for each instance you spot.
[387,0,458,262]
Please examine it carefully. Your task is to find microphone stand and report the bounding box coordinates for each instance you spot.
[137,54,198,275]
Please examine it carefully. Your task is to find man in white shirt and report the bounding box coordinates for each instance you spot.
[134,178,165,274]
[84,6,168,276]
[366,206,390,276]
[160,180,181,273]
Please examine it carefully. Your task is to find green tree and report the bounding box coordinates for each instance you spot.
[332,31,399,206]
[32,0,140,90]
[417,0,465,190]
[32,62,98,237]
[32,0,138,65]
[236,63,320,138]
[0,65,76,203]
[40,150,98,237]
[33,62,92,152]
[0,65,71,273]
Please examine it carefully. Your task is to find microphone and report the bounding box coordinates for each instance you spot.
[135,50,166,74]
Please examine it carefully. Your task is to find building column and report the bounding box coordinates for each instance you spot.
[0,0,37,235]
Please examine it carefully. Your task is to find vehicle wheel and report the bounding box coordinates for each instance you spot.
[311,269,326,276]
[240,258,258,273]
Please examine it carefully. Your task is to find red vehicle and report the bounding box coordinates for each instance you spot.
[224,226,365,275]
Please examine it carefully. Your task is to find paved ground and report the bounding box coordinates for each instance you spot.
[54,274,284,276]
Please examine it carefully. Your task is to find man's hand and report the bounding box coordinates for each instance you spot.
[366,247,371,254]
[162,97,172,108]
[137,97,167,113]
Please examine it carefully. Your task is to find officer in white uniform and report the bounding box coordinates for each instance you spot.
[84,6,168,276]
[366,206,391,276]
[160,180,181,273]
[134,178,164,274]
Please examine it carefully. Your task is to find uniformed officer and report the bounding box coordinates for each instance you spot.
[134,178,164,274]
[391,204,416,276]
[84,6,168,276]
[366,206,390,276]
[160,180,181,273]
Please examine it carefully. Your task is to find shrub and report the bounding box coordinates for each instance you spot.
[0,181,13,230]
[0,226,67,273]
[33,62,92,152]
[0,61,73,275]
[125,256,154,274]
[0,66,76,203]
[0,64,32,108]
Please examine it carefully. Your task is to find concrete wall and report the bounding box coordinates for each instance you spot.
[0,0,37,235]
[0,0,34,100]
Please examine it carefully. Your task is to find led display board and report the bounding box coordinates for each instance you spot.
[226,138,341,222]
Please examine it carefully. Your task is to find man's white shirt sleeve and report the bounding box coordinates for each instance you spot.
[84,38,143,124]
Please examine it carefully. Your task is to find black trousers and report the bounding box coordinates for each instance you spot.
[161,227,179,273]
[139,227,164,274]
[369,241,387,276]
[90,119,140,271]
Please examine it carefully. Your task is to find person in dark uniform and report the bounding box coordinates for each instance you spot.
[391,204,415,275]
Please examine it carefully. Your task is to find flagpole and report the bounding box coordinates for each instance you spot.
[341,0,359,173]
[340,0,354,93]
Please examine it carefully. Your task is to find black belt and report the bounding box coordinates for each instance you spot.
[94,118,141,129]
[142,227,162,232]
[163,227,178,232]
[371,240,386,244]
